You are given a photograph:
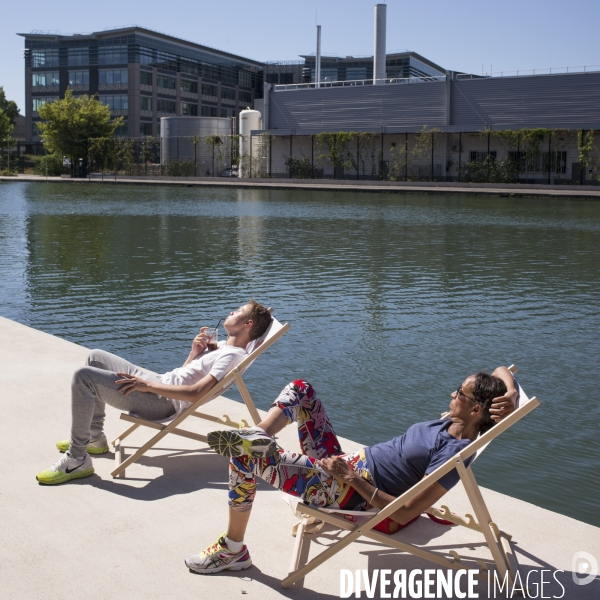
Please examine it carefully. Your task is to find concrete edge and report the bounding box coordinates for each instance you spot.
[2,175,600,199]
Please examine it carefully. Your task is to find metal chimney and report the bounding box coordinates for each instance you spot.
[373,4,387,85]
[316,25,321,88]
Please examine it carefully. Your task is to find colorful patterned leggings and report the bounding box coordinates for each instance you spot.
[228,380,375,512]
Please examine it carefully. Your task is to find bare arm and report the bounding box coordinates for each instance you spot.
[115,372,219,403]
[490,366,519,422]
[317,456,448,525]
[182,327,209,367]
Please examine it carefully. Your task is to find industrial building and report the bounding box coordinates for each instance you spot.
[256,4,600,184]
[257,69,600,183]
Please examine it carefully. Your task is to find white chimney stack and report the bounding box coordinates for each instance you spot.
[373,4,387,85]
[316,25,321,88]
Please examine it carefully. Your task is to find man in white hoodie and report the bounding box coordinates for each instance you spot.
[36,300,272,485]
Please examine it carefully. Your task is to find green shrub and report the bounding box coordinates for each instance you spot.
[165,159,196,177]
[27,154,64,176]
[284,155,314,178]
[458,157,519,184]
[0,168,16,176]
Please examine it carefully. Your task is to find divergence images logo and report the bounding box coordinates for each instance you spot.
[572,552,598,586]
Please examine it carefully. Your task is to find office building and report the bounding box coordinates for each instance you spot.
[20,26,263,142]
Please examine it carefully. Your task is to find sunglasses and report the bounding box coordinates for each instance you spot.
[456,385,477,403]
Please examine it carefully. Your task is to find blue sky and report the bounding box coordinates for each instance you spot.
[2,0,600,115]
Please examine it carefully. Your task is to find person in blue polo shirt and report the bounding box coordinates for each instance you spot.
[185,367,518,574]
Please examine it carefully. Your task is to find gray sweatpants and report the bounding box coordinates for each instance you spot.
[69,349,176,459]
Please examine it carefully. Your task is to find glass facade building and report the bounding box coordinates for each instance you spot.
[20,26,263,141]
[300,52,445,84]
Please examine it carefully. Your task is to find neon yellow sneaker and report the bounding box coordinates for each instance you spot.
[56,433,109,455]
[36,454,94,485]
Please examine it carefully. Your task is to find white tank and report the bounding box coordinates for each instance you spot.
[239,109,262,178]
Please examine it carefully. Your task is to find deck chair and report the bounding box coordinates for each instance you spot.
[283,365,538,589]
[110,311,290,478]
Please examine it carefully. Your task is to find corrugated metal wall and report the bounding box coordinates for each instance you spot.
[268,73,600,133]
[451,73,600,129]
[269,81,447,133]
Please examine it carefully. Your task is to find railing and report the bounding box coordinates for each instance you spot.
[274,75,446,91]
[457,65,600,80]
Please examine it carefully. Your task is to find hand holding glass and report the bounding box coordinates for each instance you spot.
[204,327,218,351]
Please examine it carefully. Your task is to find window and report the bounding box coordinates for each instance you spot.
[508,151,540,172]
[181,102,198,116]
[221,87,236,100]
[346,67,367,80]
[201,105,217,117]
[32,122,41,137]
[180,60,199,76]
[113,121,128,137]
[202,83,217,96]
[239,70,252,88]
[32,72,59,87]
[157,75,176,89]
[239,91,252,103]
[279,73,293,85]
[542,151,568,174]
[68,71,89,86]
[32,97,58,111]
[180,79,198,94]
[140,71,153,86]
[156,99,176,113]
[221,108,233,117]
[99,69,128,85]
[470,151,497,163]
[32,49,59,68]
[266,73,278,84]
[98,45,127,65]
[140,122,153,136]
[99,95,129,110]
[68,48,89,66]
[140,96,152,111]
[202,63,219,81]
[139,47,155,65]
[156,51,177,71]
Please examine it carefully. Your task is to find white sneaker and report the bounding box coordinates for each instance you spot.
[207,427,279,459]
[185,534,252,574]
[36,453,94,485]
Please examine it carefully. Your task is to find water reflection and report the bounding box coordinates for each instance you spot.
[1,181,599,525]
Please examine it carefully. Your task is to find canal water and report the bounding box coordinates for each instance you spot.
[1,182,599,526]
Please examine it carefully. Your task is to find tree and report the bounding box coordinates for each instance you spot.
[37,90,122,161]
[0,87,19,125]
[203,134,224,176]
[315,131,357,178]
[0,109,13,141]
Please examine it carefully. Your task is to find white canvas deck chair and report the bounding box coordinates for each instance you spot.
[283,365,538,589]
[110,311,290,478]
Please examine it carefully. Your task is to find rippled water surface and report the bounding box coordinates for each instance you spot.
[1,182,599,525]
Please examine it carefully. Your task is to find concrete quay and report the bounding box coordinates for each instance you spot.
[2,173,600,199]
[0,316,598,599]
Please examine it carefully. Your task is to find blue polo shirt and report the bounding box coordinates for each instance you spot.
[365,419,473,496]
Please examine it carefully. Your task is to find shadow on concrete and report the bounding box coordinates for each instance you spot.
[187,564,339,599]
[46,448,275,501]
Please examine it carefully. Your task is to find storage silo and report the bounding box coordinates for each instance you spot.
[160,116,232,175]
[239,109,262,178]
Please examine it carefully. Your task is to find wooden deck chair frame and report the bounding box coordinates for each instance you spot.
[283,365,538,589]
[110,310,290,478]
